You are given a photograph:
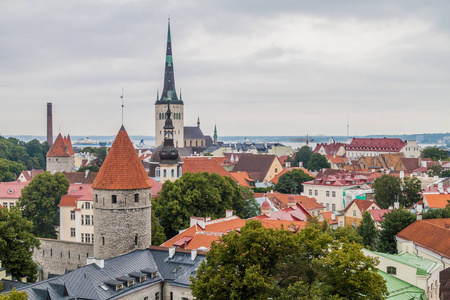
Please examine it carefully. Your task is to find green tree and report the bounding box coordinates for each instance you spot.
[333,226,363,245]
[307,153,330,171]
[402,176,421,207]
[373,174,403,209]
[442,170,450,177]
[151,201,166,245]
[292,146,313,167]
[76,165,100,173]
[275,169,314,194]
[357,211,378,249]
[421,147,449,161]
[17,172,70,239]
[422,201,450,219]
[80,146,96,153]
[0,159,26,182]
[0,207,40,282]
[427,164,442,177]
[377,209,416,254]
[191,220,387,300]
[0,289,28,300]
[240,186,261,218]
[92,147,107,167]
[154,172,253,238]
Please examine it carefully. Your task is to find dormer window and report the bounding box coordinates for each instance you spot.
[151,271,158,278]
[7,189,13,194]
[387,266,396,275]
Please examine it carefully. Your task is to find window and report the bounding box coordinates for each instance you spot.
[179,166,182,177]
[85,202,91,209]
[326,203,330,211]
[95,194,98,203]
[70,228,75,237]
[81,215,85,225]
[70,210,75,220]
[9,203,14,208]
[326,191,330,197]
[85,215,91,225]
[102,236,105,246]
[92,215,94,225]
[171,169,174,177]
[163,169,167,177]
[387,266,396,275]
[144,297,148,300]
[91,234,94,243]
[81,233,84,243]
[135,234,139,246]
[332,204,336,211]
[314,190,318,196]
[353,210,356,217]
[155,167,160,177]
[112,195,117,204]
[309,189,312,196]
[2,203,7,208]
[155,292,160,300]
[339,221,343,227]
[332,191,336,197]
[170,292,173,300]
[86,234,91,243]
[134,193,139,203]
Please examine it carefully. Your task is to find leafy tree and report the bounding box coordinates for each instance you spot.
[203,152,213,156]
[191,220,387,300]
[421,147,449,161]
[0,137,49,170]
[373,174,403,209]
[0,289,28,300]
[80,146,96,153]
[402,176,421,207]
[422,201,450,219]
[151,200,166,245]
[442,170,450,177]
[292,146,313,167]
[76,165,99,173]
[0,207,40,282]
[0,159,26,182]
[92,147,107,167]
[275,169,314,194]
[154,172,254,238]
[427,164,442,177]
[357,211,378,249]
[333,226,363,245]
[307,153,330,171]
[377,209,416,254]
[17,172,70,239]
[240,186,261,218]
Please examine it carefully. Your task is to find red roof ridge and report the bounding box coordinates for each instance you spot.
[46,133,71,157]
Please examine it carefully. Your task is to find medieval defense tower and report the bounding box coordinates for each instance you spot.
[155,19,184,148]
[92,126,153,259]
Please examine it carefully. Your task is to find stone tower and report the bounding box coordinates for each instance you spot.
[46,133,75,173]
[155,19,184,148]
[92,126,153,259]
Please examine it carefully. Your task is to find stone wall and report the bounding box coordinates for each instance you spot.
[33,238,93,280]
[46,156,74,173]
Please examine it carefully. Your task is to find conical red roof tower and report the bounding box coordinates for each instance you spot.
[93,126,152,190]
[46,133,70,157]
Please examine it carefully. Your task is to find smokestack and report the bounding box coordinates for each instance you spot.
[47,103,53,145]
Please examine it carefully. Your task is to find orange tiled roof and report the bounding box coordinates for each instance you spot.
[65,135,75,155]
[182,157,231,177]
[320,211,338,224]
[162,216,307,250]
[230,171,254,187]
[46,133,71,157]
[396,219,450,258]
[270,167,314,184]
[424,194,450,209]
[92,126,152,190]
[265,191,324,210]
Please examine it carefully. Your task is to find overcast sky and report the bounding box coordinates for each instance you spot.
[1,0,449,138]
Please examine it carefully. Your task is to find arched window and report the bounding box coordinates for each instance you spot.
[155,167,160,177]
[171,169,174,177]
[163,169,167,177]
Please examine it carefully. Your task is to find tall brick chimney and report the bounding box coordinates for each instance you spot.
[47,103,53,145]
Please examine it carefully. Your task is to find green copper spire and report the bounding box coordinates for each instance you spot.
[157,18,182,104]
[213,123,218,144]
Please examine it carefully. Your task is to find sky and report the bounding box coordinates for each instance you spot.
[1,0,449,138]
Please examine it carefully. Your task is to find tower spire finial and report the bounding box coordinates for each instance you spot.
[121,88,124,126]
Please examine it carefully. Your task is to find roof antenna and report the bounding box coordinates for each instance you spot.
[121,88,124,126]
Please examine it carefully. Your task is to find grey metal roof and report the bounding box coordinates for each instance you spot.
[184,126,205,140]
[17,247,206,300]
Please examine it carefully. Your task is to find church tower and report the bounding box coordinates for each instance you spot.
[155,19,184,148]
[92,126,152,259]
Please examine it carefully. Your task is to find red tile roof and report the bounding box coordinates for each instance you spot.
[369,209,391,222]
[230,171,255,187]
[313,143,346,155]
[344,199,378,213]
[149,178,162,197]
[65,135,75,155]
[254,203,311,221]
[58,183,92,207]
[303,172,373,187]
[320,211,338,224]
[92,126,152,190]
[347,138,406,152]
[233,154,280,182]
[162,216,307,249]
[62,171,98,184]
[0,181,29,199]
[424,194,450,209]
[46,133,72,157]
[18,169,44,181]
[182,157,231,177]
[396,219,450,258]
[265,191,324,211]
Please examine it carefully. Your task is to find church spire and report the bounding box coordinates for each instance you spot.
[214,123,218,144]
[158,18,180,103]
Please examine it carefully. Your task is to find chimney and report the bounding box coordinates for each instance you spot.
[286,161,291,169]
[226,210,233,218]
[197,218,206,229]
[416,213,422,221]
[86,257,104,268]
[191,249,197,261]
[287,194,296,209]
[388,206,394,210]
[394,202,400,209]
[47,103,53,145]
[299,162,303,168]
[169,247,175,259]
[85,170,89,178]
[205,217,211,222]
